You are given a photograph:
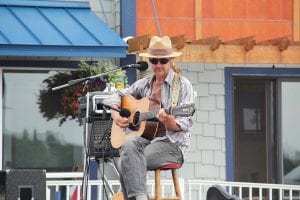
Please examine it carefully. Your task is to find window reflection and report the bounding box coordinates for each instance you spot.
[3,70,83,172]
[282,82,300,184]
[242,107,261,132]
[238,91,263,134]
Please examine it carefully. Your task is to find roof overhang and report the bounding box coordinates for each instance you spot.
[0,0,127,58]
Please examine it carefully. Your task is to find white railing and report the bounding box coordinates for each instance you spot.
[46,172,184,200]
[46,173,300,200]
[186,180,300,200]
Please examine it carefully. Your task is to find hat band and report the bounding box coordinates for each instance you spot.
[148,48,173,57]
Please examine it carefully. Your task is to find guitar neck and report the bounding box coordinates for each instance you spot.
[139,108,169,121]
[132,103,195,123]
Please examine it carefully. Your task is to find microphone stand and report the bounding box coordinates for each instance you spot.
[51,66,125,200]
[52,67,123,91]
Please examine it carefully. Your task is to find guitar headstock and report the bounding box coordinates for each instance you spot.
[170,103,196,117]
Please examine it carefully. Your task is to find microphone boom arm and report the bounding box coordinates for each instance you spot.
[51,61,148,91]
[52,67,122,91]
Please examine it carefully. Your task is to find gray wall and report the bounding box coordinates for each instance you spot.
[180,63,226,181]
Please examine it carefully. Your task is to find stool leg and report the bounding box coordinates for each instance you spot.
[155,169,161,200]
[171,169,181,200]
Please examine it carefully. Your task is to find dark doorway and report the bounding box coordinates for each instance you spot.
[234,79,278,184]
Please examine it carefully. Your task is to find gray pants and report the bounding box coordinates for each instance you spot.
[117,136,183,200]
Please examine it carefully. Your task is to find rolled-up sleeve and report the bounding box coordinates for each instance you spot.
[175,76,195,131]
[102,91,121,107]
[175,116,193,132]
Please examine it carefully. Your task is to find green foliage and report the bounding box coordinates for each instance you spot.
[79,61,128,86]
[37,61,127,125]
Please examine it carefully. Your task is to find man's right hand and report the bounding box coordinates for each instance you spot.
[111,105,129,128]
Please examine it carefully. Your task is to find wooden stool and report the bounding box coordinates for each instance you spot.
[149,163,182,200]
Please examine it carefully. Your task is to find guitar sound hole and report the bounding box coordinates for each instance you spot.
[133,111,140,125]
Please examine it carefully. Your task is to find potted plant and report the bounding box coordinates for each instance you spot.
[37,61,127,125]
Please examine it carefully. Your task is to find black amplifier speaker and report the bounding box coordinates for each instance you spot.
[87,117,120,158]
[78,92,120,158]
[0,170,46,200]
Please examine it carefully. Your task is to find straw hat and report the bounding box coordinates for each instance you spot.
[139,36,182,58]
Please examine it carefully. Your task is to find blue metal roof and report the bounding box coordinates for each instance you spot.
[0,0,127,58]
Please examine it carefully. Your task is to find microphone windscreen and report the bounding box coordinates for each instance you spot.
[120,108,131,118]
[137,61,148,71]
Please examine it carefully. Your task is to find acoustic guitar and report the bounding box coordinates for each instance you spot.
[110,95,195,148]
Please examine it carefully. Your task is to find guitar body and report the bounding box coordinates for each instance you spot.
[111,95,195,148]
[111,192,124,200]
[111,95,161,148]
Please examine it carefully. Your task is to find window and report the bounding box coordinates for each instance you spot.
[234,79,270,183]
[281,81,300,184]
[3,70,83,172]
[226,67,300,185]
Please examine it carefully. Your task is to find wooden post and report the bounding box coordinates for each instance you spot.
[195,0,202,40]
[294,0,300,41]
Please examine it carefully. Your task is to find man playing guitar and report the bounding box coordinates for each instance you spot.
[106,35,194,200]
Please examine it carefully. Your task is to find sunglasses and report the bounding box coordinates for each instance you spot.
[149,58,170,65]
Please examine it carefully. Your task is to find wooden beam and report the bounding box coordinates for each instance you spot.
[257,36,288,45]
[293,41,300,45]
[195,0,202,40]
[170,35,186,50]
[127,35,150,53]
[190,36,222,50]
[132,37,300,64]
[294,0,300,41]
[277,39,291,51]
[257,36,290,51]
[176,44,300,64]
[224,36,256,51]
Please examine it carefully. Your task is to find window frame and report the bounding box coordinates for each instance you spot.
[225,67,300,182]
[0,66,80,171]
[277,78,300,184]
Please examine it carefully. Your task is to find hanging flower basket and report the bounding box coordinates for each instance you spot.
[37,61,127,125]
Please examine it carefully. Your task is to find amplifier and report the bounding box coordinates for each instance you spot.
[86,118,119,158]
[78,92,120,158]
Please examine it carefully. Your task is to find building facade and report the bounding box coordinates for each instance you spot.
[134,0,300,185]
[0,0,128,173]
[1,0,300,194]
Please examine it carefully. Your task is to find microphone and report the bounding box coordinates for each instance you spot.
[120,61,148,71]
[101,104,131,118]
[119,108,131,118]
